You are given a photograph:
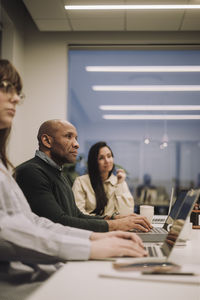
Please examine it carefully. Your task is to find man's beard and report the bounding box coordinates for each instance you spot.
[51,150,70,166]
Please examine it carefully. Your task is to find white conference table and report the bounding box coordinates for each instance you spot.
[27,230,200,300]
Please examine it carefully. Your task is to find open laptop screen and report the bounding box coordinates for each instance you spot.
[161,189,199,258]
[163,190,188,231]
[170,190,188,219]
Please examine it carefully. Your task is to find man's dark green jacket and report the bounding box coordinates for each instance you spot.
[15,156,108,232]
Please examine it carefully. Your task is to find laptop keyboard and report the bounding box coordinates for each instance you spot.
[152,215,167,224]
[144,245,166,257]
[133,227,166,234]
[144,246,159,257]
[152,218,165,224]
[150,227,166,234]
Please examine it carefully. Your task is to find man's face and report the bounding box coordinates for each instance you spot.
[50,121,79,166]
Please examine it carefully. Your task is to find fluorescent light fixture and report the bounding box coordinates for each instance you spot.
[99,105,200,111]
[65,5,200,10]
[103,115,200,120]
[86,66,200,72]
[93,85,200,91]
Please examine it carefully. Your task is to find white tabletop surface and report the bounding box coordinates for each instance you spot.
[27,230,200,300]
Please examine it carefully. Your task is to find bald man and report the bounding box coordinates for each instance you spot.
[15,119,151,233]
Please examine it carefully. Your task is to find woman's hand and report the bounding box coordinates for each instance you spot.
[116,169,126,184]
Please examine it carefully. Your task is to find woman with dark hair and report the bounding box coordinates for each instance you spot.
[73,141,134,218]
[0,60,23,168]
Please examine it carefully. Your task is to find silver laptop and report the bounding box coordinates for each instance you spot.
[115,189,199,265]
[136,189,190,242]
[152,187,174,225]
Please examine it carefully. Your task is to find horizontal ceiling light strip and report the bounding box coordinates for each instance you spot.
[103,115,200,120]
[99,105,200,111]
[86,66,200,72]
[65,5,200,10]
[93,85,200,91]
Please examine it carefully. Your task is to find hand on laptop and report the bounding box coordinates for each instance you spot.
[90,230,144,247]
[107,215,152,232]
[113,212,137,219]
[90,231,148,259]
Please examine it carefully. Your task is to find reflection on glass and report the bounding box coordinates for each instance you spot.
[165,219,184,247]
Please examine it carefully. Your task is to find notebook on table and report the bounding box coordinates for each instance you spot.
[135,189,190,242]
[115,189,200,265]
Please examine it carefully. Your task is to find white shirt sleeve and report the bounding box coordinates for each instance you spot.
[0,164,91,262]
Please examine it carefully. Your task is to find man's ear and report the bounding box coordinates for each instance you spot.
[41,134,52,149]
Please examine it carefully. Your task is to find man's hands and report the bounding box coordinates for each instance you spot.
[107,214,152,232]
[90,231,147,259]
[89,167,152,259]
[114,213,136,219]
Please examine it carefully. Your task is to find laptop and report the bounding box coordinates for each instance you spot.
[136,189,188,242]
[114,189,199,265]
[152,187,174,225]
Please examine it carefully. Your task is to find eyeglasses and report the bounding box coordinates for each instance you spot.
[0,80,25,103]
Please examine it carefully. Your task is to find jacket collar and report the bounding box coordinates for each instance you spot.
[104,173,117,186]
[35,150,62,171]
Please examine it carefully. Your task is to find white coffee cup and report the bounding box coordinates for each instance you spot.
[140,205,154,223]
[179,217,193,241]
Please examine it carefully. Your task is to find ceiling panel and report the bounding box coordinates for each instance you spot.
[36,19,71,31]
[70,17,125,31]
[23,0,65,19]
[67,9,125,31]
[23,0,200,33]
[181,11,200,30]
[127,11,184,31]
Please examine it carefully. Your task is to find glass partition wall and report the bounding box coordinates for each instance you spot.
[68,48,200,213]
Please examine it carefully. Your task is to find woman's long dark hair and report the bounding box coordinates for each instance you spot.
[88,141,114,215]
[0,59,22,169]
